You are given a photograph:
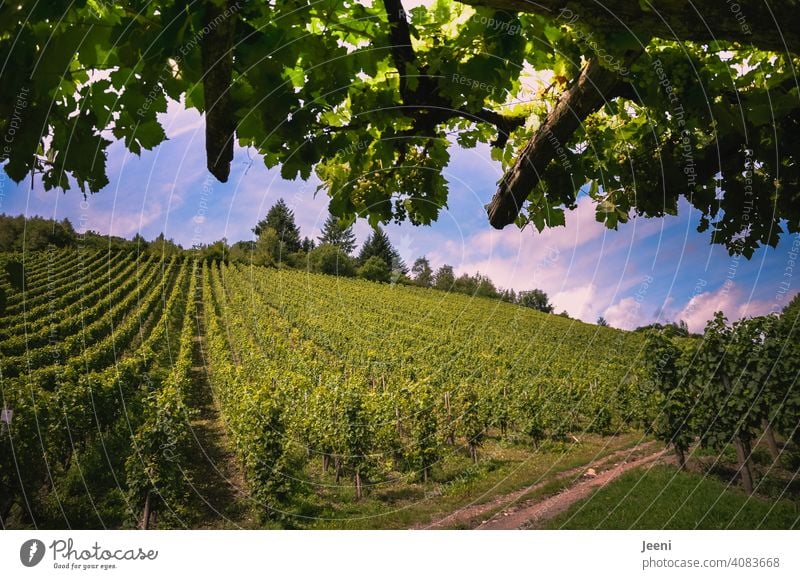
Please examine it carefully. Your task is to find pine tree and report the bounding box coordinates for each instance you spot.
[301,236,316,253]
[317,214,357,254]
[253,199,302,253]
[357,227,404,273]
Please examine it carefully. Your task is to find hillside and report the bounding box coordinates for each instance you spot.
[0,249,796,530]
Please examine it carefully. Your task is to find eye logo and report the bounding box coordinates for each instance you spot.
[20,539,46,567]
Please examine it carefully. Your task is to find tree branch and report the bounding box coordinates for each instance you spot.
[392,105,527,146]
[487,55,639,228]
[202,1,237,183]
[459,0,800,55]
[381,0,419,104]
[474,0,798,228]
[472,107,528,147]
[380,0,526,146]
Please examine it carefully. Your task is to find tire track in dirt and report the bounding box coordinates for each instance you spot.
[477,448,668,530]
[418,440,660,529]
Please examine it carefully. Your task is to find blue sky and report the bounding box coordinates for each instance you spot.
[1,100,797,332]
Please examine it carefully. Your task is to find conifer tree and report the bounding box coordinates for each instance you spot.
[318,214,356,255]
[253,199,302,253]
[357,227,406,274]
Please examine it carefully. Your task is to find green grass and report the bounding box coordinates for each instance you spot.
[295,432,647,529]
[545,465,800,529]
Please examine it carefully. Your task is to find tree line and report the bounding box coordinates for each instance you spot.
[0,203,559,314]
[219,199,563,314]
[0,213,186,254]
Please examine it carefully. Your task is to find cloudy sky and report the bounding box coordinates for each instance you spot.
[1,98,796,332]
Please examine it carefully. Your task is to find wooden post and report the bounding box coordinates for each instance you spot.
[444,391,454,445]
[673,445,686,470]
[733,436,755,495]
[1,496,13,529]
[763,420,781,462]
[141,491,152,530]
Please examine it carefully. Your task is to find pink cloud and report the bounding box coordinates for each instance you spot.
[551,283,599,321]
[603,296,647,330]
[424,197,667,322]
[675,283,779,333]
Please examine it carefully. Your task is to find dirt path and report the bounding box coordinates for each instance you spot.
[420,440,661,530]
[181,293,256,528]
[477,447,668,530]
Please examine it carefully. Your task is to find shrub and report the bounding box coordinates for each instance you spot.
[308,243,355,277]
[357,255,390,283]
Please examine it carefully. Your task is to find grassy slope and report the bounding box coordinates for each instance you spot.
[544,465,799,529]
[302,433,647,529]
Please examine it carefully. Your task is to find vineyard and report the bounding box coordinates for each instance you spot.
[1,249,798,529]
[0,248,197,528]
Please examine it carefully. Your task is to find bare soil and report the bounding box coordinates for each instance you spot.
[478,447,668,529]
[419,440,666,530]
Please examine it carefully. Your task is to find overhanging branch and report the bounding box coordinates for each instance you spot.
[380,1,526,147]
[202,1,237,183]
[459,0,800,55]
[487,55,640,228]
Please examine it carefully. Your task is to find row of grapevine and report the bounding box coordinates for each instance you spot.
[0,252,138,352]
[126,261,199,528]
[645,310,800,493]
[0,253,198,527]
[2,249,109,317]
[239,265,647,440]
[201,262,296,518]
[3,247,78,292]
[0,254,168,378]
[197,262,653,520]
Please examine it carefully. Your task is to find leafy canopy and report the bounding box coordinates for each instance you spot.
[411,256,433,287]
[1,0,798,256]
[518,289,553,313]
[357,255,391,283]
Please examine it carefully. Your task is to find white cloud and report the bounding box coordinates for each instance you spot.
[161,100,204,140]
[423,196,665,322]
[551,283,598,322]
[603,296,647,330]
[674,283,778,333]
